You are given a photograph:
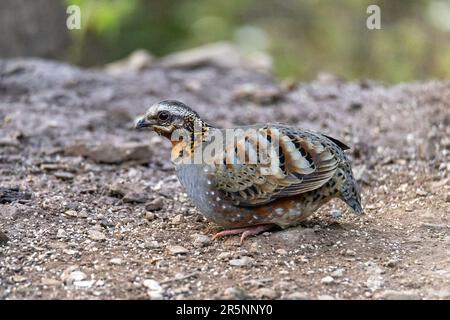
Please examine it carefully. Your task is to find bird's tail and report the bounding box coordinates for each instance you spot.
[337,166,363,215]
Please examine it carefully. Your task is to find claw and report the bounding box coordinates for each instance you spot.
[212,224,274,244]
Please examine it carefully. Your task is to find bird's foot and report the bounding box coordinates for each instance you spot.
[212,224,274,245]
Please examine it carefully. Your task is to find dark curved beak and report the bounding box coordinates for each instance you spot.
[135,117,154,129]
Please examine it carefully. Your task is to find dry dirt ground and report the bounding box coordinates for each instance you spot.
[0,57,449,300]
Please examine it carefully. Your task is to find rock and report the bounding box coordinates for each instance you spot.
[64,210,78,218]
[147,291,164,300]
[105,49,154,75]
[145,198,164,211]
[192,234,210,248]
[398,183,409,193]
[145,212,156,221]
[88,229,106,241]
[229,256,254,267]
[109,258,123,265]
[285,292,309,300]
[41,278,62,286]
[109,182,148,203]
[170,214,185,225]
[446,193,450,203]
[123,191,148,203]
[60,267,87,285]
[331,269,345,278]
[415,188,427,196]
[65,142,152,164]
[330,209,342,219]
[73,280,95,288]
[56,229,67,238]
[53,171,75,180]
[344,249,356,257]
[217,252,232,260]
[374,290,420,300]
[143,279,162,291]
[143,279,164,300]
[0,187,31,204]
[0,231,9,246]
[223,287,247,300]
[253,288,278,299]
[12,275,27,283]
[232,83,283,104]
[166,245,189,255]
[321,276,334,285]
[275,248,288,255]
[159,42,241,70]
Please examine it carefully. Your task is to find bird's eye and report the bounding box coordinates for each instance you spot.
[158,111,170,121]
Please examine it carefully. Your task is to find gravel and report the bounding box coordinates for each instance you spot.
[0,57,449,299]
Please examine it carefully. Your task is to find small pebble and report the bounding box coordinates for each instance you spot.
[88,229,106,241]
[167,245,189,255]
[193,234,210,248]
[229,256,254,267]
[321,276,334,285]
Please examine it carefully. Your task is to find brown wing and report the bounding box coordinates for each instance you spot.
[214,126,340,206]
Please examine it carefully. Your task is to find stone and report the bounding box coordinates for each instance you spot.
[143,279,162,292]
[192,234,210,248]
[60,266,87,285]
[170,214,185,225]
[147,291,164,300]
[275,248,288,255]
[321,276,334,285]
[223,287,247,300]
[64,210,78,218]
[105,49,154,75]
[373,290,420,300]
[53,171,75,180]
[331,269,345,278]
[41,278,62,286]
[73,280,95,288]
[145,198,164,211]
[123,191,148,204]
[109,258,123,265]
[446,193,450,203]
[415,188,427,196]
[217,252,232,260]
[229,256,254,267]
[0,187,32,204]
[232,83,283,105]
[145,212,156,221]
[56,229,67,238]
[159,42,241,69]
[166,245,189,255]
[88,229,106,241]
[253,288,278,299]
[0,231,9,246]
[330,209,342,219]
[143,279,164,300]
[285,292,309,300]
[12,275,27,283]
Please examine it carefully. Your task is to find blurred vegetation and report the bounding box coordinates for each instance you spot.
[66,0,450,83]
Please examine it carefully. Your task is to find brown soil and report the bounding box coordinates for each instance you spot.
[0,59,449,299]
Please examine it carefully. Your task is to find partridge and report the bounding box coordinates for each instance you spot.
[136,100,362,243]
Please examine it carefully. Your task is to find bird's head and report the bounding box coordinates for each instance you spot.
[135,100,203,138]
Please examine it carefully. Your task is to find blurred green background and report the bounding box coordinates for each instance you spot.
[7,0,450,83]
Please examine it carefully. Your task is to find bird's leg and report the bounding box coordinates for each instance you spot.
[212,224,274,245]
